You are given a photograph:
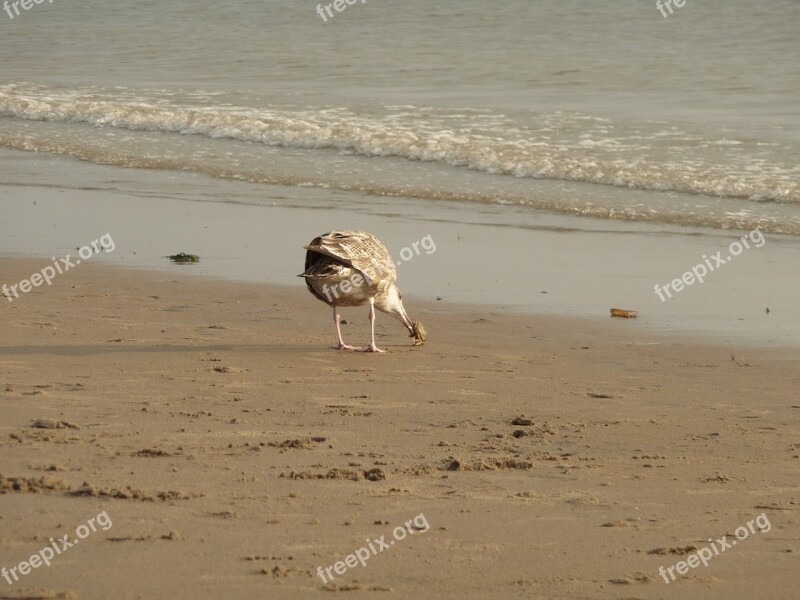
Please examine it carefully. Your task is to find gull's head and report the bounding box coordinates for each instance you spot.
[375,283,413,333]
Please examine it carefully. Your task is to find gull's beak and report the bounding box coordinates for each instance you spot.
[399,302,414,333]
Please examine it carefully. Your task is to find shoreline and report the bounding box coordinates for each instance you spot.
[1,147,798,347]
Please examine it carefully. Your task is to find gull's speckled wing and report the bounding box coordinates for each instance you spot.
[304,230,397,286]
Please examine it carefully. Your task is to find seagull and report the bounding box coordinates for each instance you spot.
[299,231,426,352]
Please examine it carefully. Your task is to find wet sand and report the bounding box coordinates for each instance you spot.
[1,259,798,599]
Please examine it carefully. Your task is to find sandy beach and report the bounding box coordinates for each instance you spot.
[1,258,798,599]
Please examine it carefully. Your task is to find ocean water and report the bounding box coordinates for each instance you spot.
[0,0,799,235]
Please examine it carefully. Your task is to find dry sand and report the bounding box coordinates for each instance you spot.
[1,258,798,599]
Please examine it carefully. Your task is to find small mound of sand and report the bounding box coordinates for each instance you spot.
[445,457,534,471]
[648,544,699,555]
[269,437,326,449]
[132,448,172,457]
[0,474,71,494]
[70,483,200,502]
[326,468,361,481]
[31,419,79,430]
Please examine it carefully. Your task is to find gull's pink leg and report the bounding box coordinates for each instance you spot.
[363,301,386,353]
[333,306,361,351]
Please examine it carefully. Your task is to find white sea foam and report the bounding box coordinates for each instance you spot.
[1,83,797,210]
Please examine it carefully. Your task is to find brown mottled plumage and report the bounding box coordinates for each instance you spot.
[299,231,426,352]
